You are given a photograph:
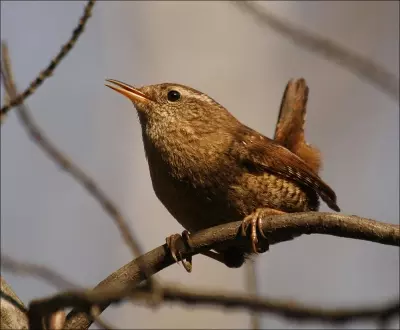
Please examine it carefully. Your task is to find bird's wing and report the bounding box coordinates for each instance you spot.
[232,125,340,212]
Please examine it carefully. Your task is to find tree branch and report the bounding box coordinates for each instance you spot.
[0,0,96,120]
[24,283,400,327]
[233,1,399,101]
[62,211,399,329]
[2,211,399,329]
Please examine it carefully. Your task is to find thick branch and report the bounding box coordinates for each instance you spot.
[2,210,399,329]
[94,212,400,287]
[63,212,400,329]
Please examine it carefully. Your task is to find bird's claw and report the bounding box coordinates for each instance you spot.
[165,231,193,273]
[240,209,278,254]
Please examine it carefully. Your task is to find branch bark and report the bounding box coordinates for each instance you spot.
[2,210,399,329]
[23,281,400,327]
[62,212,400,329]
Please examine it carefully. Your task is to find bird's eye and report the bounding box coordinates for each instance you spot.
[167,90,181,102]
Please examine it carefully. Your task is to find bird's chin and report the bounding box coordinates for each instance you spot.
[133,103,151,123]
[131,101,149,114]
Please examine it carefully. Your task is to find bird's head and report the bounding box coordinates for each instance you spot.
[105,79,237,130]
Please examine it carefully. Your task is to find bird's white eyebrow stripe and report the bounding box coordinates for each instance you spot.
[175,87,214,103]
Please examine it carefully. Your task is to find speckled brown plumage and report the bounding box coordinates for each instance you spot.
[105,80,340,269]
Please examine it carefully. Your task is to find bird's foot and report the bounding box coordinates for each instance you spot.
[165,230,193,273]
[240,208,285,253]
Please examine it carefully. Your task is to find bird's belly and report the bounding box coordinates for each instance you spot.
[149,168,315,234]
[148,166,242,233]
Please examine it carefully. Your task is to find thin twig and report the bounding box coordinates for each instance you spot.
[2,255,399,327]
[161,285,399,324]
[233,1,399,101]
[2,255,80,290]
[0,0,96,118]
[1,43,156,290]
[2,256,115,330]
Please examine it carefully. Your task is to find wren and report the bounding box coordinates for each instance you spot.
[105,79,340,270]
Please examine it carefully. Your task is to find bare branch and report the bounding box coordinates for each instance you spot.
[233,1,399,101]
[2,255,81,290]
[0,0,96,118]
[1,42,156,289]
[62,211,399,329]
[161,285,399,324]
[2,252,399,328]
[1,256,114,330]
[31,285,400,327]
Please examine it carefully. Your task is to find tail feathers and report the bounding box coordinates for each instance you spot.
[318,183,340,212]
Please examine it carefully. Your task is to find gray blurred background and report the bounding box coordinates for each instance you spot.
[1,1,399,329]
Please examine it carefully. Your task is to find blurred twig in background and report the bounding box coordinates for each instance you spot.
[2,250,399,330]
[1,42,156,287]
[0,0,96,119]
[233,1,399,102]
[245,260,261,330]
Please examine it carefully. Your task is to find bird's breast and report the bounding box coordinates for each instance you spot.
[142,136,243,232]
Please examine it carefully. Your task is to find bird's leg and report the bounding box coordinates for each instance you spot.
[241,208,285,253]
[165,230,193,273]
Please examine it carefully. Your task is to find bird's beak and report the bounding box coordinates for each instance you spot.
[105,79,151,103]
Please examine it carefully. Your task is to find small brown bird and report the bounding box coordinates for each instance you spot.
[105,79,340,270]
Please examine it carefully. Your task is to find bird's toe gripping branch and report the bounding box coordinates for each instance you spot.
[165,230,193,272]
[241,208,285,253]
